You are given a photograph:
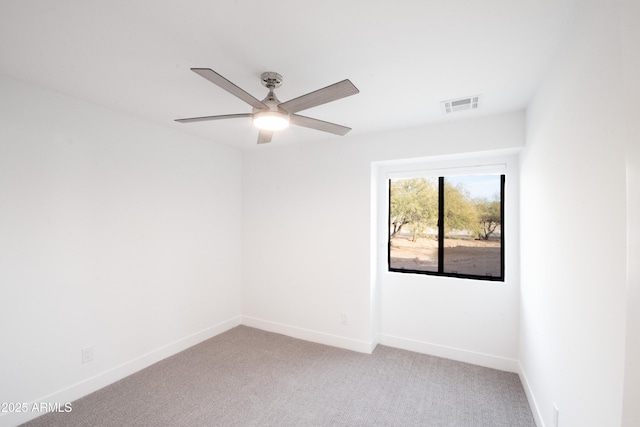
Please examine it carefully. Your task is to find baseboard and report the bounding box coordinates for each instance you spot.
[1,316,242,427]
[518,361,545,427]
[378,333,520,373]
[241,316,374,354]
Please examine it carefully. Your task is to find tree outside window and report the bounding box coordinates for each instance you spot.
[389,174,504,281]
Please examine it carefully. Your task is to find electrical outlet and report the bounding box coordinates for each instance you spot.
[340,314,349,325]
[81,346,94,364]
[553,403,559,427]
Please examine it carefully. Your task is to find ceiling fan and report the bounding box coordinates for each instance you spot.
[175,68,359,144]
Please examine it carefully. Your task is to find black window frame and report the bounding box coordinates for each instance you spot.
[388,174,505,282]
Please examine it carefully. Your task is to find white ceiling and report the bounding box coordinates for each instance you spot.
[0,0,579,149]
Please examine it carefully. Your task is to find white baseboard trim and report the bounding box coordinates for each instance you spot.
[518,361,545,427]
[378,333,520,373]
[1,316,242,427]
[241,316,374,354]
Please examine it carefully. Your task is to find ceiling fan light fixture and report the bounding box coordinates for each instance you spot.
[253,110,290,131]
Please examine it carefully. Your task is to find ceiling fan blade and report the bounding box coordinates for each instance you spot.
[191,68,268,110]
[257,130,273,144]
[289,114,352,136]
[278,79,359,114]
[175,113,252,123]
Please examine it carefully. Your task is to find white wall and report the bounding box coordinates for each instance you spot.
[621,0,640,425]
[519,1,631,426]
[242,111,524,360]
[375,151,521,372]
[0,76,243,426]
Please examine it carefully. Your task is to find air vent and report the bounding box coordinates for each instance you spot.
[441,95,482,114]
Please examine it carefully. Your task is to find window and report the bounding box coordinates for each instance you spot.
[388,172,505,281]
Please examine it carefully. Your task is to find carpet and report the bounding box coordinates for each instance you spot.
[23,326,535,426]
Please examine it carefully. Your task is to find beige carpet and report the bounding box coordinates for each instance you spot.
[23,326,534,426]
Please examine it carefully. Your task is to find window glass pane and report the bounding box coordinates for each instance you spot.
[389,177,439,272]
[443,175,502,277]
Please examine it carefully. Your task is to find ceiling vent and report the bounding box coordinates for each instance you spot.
[441,95,481,114]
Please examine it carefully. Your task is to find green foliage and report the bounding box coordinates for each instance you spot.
[475,198,501,239]
[443,182,477,234]
[390,176,502,241]
[389,178,437,240]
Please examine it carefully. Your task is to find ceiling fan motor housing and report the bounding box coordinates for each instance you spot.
[255,88,284,113]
